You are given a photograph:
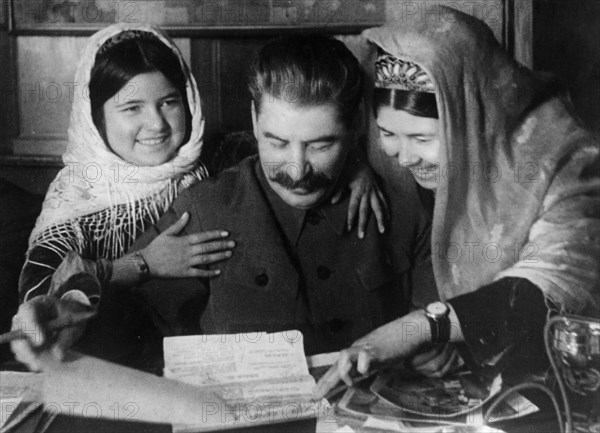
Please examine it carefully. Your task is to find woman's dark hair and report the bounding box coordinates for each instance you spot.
[373,88,438,119]
[89,33,190,141]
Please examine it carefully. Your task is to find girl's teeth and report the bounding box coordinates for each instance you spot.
[138,137,166,145]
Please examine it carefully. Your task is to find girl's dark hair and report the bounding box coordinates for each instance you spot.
[89,33,190,140]
[373,88,438,119]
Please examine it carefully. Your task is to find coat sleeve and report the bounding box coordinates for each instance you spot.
[18,223,106,303]
[448,277,550,378]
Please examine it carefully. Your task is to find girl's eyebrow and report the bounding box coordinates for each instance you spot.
[115,97,142,107]
[159,91,182,100]
[406,133,436,138]
[115,91,181,107]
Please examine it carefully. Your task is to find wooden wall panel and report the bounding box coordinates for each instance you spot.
[16,36,87,155]
[192,37,267,166]
[217,38,266,133]
[194,38,266,137]
[0,29,18,153]
[191,38,220,144]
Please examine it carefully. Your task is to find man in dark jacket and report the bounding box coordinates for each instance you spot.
[133,34,432,356]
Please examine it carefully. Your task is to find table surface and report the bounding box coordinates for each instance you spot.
[5,386,564,433]
[20,411,560,433]
[3,361,590,433]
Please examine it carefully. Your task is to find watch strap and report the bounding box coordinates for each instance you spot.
[128,251,150,283]
[436,312,451,344]
[426,303,451,344]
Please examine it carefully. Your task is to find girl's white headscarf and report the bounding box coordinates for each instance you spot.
[29,23,207,258]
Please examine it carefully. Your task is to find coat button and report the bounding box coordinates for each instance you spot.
[307,211,322,225]
[478,329,498,345]
[255,273,269,287]
[329,318,344,333]
[317,265,332,280]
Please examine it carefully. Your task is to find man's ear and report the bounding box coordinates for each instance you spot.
[251,101,258,136]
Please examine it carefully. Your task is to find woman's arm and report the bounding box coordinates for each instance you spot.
[448,277,549,375]
[331,147,389,238]
[14,210,235,370]
[18,224,84,302]
[314,277,547,399]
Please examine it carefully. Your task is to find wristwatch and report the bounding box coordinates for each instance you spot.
[129,251,150,283]
[425,301,451,344]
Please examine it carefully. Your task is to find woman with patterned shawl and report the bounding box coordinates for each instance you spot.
[315,6,599,398]
[11,24,236,370]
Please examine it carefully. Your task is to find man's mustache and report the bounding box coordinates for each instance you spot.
[269,165,334,191]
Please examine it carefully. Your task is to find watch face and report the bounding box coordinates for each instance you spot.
[427,301,449,317]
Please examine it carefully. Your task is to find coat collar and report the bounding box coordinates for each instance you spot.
[253,157,348,245]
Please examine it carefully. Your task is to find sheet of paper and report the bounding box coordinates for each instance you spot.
[195,376,316,403]
[0,372,42,432]
[165,331,328,432]
[486,392,539,423]
[363,416,404,432]
[333,426,355,433]
[164,332,309,385]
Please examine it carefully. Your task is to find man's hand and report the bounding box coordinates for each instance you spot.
[10,296,90,371]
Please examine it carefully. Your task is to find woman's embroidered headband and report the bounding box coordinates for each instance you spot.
[375,50,435,93]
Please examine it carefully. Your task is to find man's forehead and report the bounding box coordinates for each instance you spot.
[257,97,346,131]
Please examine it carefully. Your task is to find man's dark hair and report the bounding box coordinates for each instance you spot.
[248,34,364,128]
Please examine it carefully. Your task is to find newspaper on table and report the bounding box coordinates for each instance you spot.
[0,371,49,433]
[163,330,330,432]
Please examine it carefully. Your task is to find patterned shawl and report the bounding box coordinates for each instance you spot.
[364,6,600,313]
[29,23,207,259]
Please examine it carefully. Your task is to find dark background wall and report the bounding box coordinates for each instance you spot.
[533,0,600,131]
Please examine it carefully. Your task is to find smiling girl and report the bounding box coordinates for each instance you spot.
[12,25,234,370]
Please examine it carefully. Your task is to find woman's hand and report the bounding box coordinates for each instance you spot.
[10,296,90,371]
[313,343,380,400]
[313,310,431,400]
[331,159,389,239]
[141,212,235,278]
[406,343,462,378]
